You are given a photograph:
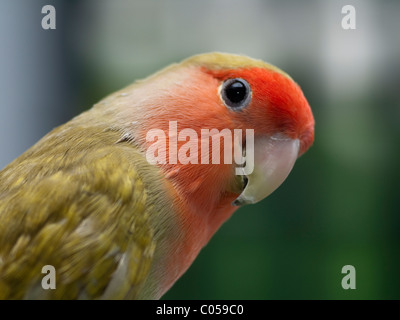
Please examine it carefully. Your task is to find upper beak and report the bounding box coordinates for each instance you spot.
[233,134,300,206]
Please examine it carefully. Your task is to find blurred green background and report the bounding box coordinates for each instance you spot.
[0,0,399,299]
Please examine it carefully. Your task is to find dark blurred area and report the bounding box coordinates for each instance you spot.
[0,0,399,299]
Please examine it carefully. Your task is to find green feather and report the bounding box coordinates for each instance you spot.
[0,116,176,299]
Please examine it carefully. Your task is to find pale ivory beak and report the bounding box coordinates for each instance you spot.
[233,134,300,206]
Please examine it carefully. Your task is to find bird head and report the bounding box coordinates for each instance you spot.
[109,52,314,225]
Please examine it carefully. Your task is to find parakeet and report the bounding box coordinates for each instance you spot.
[0,52,314,299]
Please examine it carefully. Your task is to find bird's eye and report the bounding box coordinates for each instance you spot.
[220,78,251,111]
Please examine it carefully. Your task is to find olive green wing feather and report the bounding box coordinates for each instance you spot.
[0,126,156,299]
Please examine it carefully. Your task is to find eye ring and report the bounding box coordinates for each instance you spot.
[220,78,252,111]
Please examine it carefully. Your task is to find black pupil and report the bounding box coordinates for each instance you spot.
[226,80,247,104]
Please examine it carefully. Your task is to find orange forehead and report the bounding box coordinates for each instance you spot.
[203,66,315,154]
[204,66,302,111]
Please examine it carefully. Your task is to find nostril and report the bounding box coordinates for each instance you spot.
[299,124,315,156]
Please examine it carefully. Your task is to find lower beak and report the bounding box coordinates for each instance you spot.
[233,134,300,206]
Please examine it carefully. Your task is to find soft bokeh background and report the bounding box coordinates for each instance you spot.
[1,0,399,299]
